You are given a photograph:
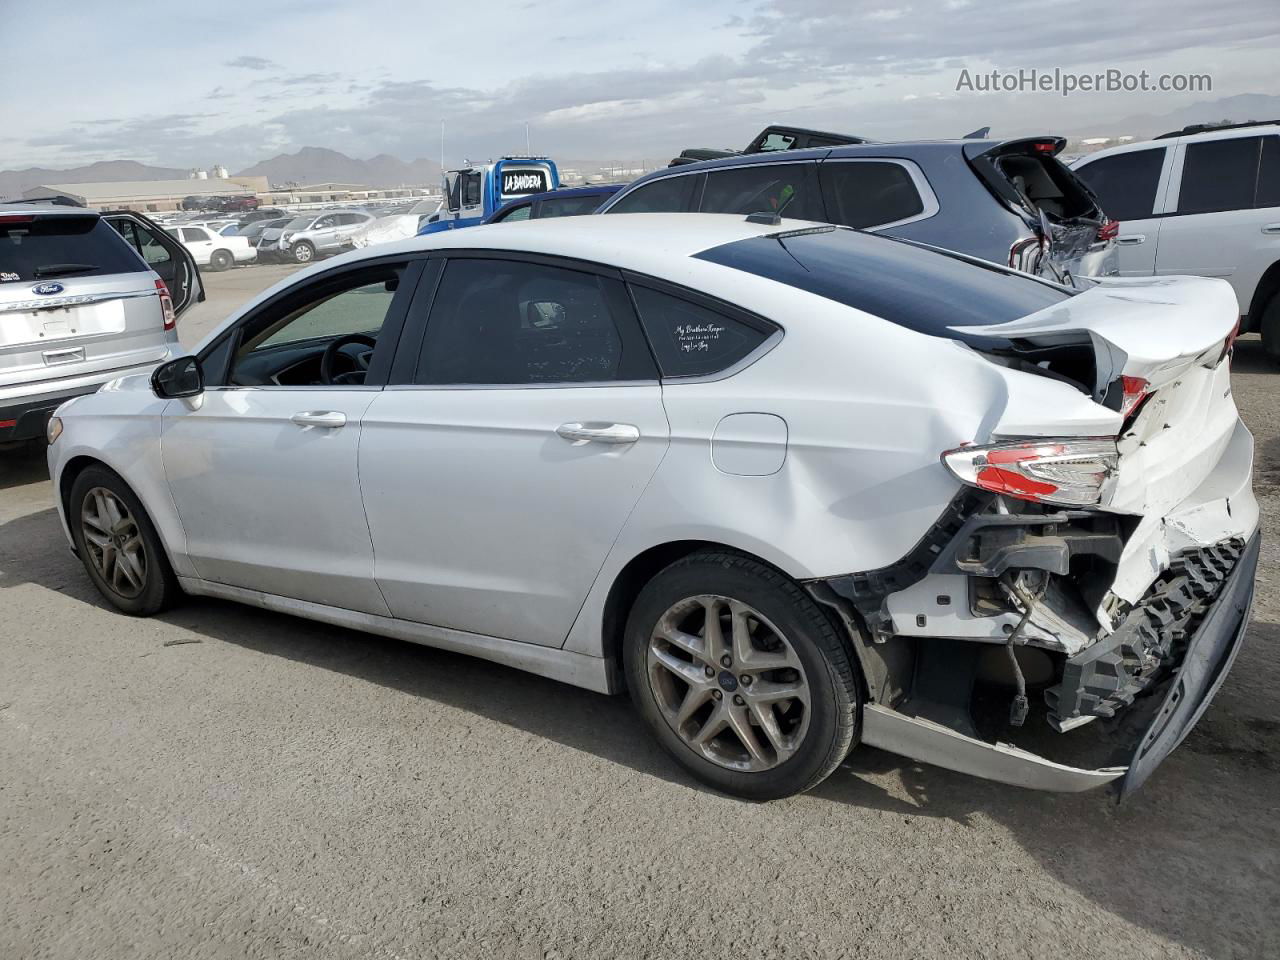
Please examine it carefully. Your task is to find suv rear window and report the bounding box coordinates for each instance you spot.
[695,226,1072,342]
[0,214,146,282]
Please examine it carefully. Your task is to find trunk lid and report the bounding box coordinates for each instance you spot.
[956,274,1241,516]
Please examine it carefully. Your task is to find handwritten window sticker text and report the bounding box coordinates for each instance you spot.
[674,321,725,354]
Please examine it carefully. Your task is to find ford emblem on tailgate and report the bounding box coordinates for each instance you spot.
[32,282,65,296]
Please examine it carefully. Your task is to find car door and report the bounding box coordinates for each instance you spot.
[105,212,204,316]
[359,254,669,647]
[161,258,421,614]
[308,215,339,251]
[1072,145,1172,276]
[179,227,216,265]
[1155,134,1280,316]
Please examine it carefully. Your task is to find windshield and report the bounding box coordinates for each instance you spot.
[285,217,314,230]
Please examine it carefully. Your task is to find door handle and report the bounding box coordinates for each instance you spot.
[1263,224,1280,235]
[291,410,347,429]
[1116,235,1146,245]
[556,422,641,444]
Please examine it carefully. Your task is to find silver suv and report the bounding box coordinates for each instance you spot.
[257,210,375,264]
[1,204,201,444]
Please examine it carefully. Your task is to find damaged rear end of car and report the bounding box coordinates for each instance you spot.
[823,266,1254,796]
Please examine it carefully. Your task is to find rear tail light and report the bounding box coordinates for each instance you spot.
[1096,219,1120,243]
[155,278,176,331]
[1118,375,1151,420]
[942,439,1118,507]
[0,214,36,224]
[1032,141,1057,154]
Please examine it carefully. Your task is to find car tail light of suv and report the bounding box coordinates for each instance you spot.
[156,278,176,331]
[942,438,1119,506]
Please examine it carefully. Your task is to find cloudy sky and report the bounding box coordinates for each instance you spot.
[2,0,1278,171]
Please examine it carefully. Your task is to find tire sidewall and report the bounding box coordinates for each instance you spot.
[624,555,859,800]
[69,466,175,616]
[292,241,315,263]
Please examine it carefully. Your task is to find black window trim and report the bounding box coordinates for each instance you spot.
[386,249,662,391]
[196,255,427,389]
[620,270,784,383]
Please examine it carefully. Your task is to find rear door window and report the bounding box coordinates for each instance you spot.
[629,285,774,378]
[1074,148,1166,220]
[699,164,823,221]
[1177,137,1262,214]
[0,215,146,282]
[110,218,172,265]
[180,227,207,243]
[818,161,925,228]
[607,175,698,214]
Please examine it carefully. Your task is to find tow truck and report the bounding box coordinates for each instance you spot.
[418,156,560,234]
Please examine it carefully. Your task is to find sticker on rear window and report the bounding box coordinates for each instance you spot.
[0,272,19,282]
[676,321,726,354]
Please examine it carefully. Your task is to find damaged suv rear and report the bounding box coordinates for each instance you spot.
[692,224,1257,798]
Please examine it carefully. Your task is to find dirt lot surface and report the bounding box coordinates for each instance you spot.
[1,265,1277,960]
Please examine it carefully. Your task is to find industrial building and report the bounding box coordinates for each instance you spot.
[20,176,270,212]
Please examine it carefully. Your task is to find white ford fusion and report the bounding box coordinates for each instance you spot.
[47,213,1257,800]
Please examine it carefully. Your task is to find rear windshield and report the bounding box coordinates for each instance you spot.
[695,226,1073,339]
[0,214,146,282]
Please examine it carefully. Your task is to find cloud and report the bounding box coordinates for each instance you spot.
[225,55,276,70]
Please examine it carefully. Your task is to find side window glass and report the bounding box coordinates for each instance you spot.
[1074,149,1165,220]
[607,175,697,214]
[1256,136,1280,209]
[133,222,172,264]
[700,164,822,220]
[630,286,772,378]
[228,265,403,386]
[416,259,650,385]
[757,133,797,152]
[313,217,335,229]
[446,174,461,212]
[180,228,205,243]
[462,173,483,207]
[1178,137,1262,214]
[537,195,603,218]
[499,204,532,222]
[818,162,925,229]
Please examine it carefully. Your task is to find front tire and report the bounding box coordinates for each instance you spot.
[624,551,861,800]
[291,241,315,264]
[69,465,181,616]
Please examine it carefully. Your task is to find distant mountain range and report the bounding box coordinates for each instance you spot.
[0,148,439,198]
[4,94,1278,199]
[235,146,438,188]
[1080,93,1280,139]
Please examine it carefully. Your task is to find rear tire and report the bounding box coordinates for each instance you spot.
[1259,294,1280,362]
[624,551,861,800]
[292,241,315,264]
[210,249,233,272]
[69,465,181,616]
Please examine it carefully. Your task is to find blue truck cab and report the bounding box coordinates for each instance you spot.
[418,156,560,234]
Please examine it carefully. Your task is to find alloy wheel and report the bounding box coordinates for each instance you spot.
[81,487,148,599]
[646,595,811,772]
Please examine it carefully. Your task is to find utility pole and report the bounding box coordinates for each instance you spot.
[440,120,445,177]
[525,122,531,155]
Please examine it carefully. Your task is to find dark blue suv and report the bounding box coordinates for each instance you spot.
[598,138,1117,282]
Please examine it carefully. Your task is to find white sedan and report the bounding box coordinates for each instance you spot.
[165,224,256,271]
[46,214,1257,800]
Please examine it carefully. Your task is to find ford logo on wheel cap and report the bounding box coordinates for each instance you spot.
[32,281,65,296]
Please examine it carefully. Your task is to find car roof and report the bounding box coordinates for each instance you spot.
[0,202,100,217]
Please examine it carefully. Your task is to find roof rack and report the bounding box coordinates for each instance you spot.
[1155,119,1280,139]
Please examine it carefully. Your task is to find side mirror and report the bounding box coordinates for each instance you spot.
[152,355,204,399]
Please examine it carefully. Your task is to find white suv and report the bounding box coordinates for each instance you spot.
[1073,122,1280,353]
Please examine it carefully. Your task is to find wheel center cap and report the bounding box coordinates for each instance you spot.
[717,671,739,692]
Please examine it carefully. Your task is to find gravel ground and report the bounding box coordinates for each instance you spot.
[1,266,1277,960]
